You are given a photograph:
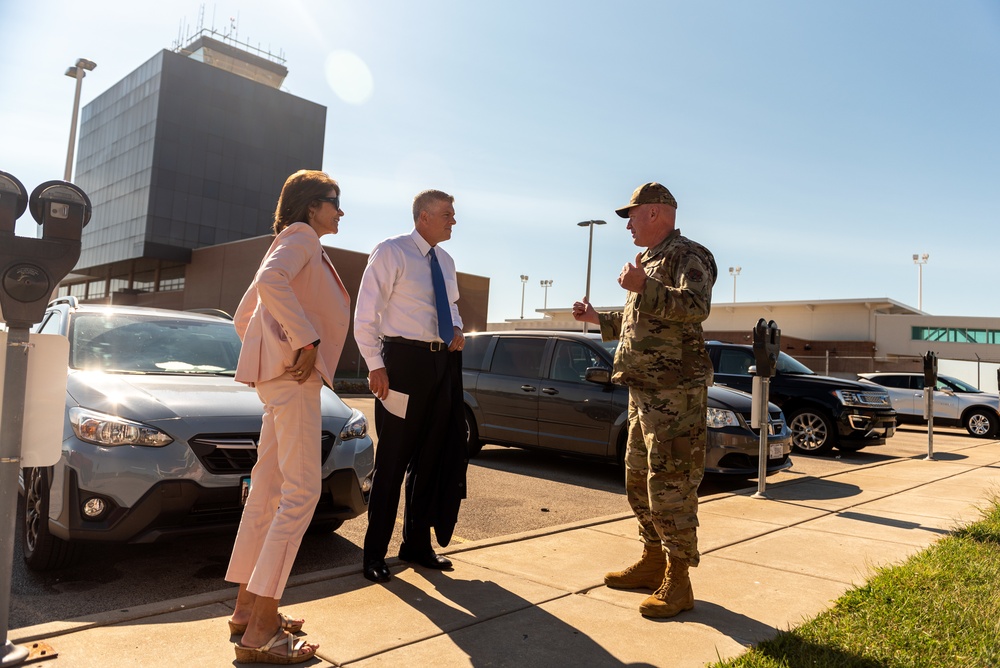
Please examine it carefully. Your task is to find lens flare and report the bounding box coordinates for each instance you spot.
[324,50,373,105]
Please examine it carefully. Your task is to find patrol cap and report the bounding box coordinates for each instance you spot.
[614,182,678,218]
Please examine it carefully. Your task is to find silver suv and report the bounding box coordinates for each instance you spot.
[21,298,374,571]
[858,372,1000,438]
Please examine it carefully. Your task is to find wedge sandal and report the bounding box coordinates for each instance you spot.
[228,611,304,636]
[234,629,317,665]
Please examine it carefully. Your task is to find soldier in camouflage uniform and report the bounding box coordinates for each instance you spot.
[573,182,717,619]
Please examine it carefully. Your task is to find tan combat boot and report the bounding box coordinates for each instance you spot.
[604,545,666,590]
[639,557,694,618]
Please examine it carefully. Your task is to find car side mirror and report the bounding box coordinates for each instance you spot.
[585,367,611,385]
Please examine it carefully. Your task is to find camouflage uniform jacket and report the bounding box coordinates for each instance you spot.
[598,229,717,391]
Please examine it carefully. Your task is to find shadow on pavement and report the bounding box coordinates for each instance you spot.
[761,478,864,502]
[388,573,657,667]
[679,600,782,647]
[471,445,624,493]
[834,511,950,535]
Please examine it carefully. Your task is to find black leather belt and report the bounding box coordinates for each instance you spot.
[382,336,448,352]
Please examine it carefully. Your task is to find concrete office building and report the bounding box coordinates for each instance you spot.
[56,32,490,376]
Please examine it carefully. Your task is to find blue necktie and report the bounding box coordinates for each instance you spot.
[428,247,453,343]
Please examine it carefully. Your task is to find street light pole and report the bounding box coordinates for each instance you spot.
[912,253,929,311]
[64,58,97,182]
[728,266,741,303]
[539,279,553,310]
[577,220,606,333]
[519,274,529,319]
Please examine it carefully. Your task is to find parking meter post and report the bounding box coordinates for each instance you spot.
[750,319,780,500]
[923,351,937,461]
[0,328,31,667]
[0,174,89,665]
[754,376,770,496]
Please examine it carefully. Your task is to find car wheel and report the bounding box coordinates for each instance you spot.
[787,408,835,455]
[23,467,81,571]
[306,518,344,535]
[964,409,998,438]
[465,408,484,457]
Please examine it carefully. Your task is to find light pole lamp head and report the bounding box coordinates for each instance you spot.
[520,274,528,282]
[729,266,741,276]
[65,59,96,79]
[577,220,606,227]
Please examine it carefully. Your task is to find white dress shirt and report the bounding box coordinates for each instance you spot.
[354,228,463,371]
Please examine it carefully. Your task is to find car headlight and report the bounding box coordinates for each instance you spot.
[69,407,174,447]
[834,389,890,408]
[340,408,368,441]
[706,407,740,429]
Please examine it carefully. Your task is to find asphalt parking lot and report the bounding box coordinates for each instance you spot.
[7,396,978,633]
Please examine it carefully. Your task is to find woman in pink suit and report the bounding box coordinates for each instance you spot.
[226,170,350,664]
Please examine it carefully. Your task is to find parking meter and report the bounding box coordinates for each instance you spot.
[751,319,780,426]
[922,351,937,461]
[0,176,91,328]
[923,351,938,390]
[752,318,781,378]
[750,319,780,499]
[0,171,89,665]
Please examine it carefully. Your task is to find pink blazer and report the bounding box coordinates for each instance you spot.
[234,222,351,387]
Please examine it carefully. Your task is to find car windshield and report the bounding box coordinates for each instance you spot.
[940,375,983,393]
[776,351,815,375]
[69,312,242,375]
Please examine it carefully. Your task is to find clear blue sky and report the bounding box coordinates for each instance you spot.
[2,1,998,324]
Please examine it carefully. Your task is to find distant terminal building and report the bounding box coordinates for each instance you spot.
[55,29,489,376]
[493,298,1000,391]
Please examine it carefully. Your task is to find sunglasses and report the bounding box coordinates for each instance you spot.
[316,196,340,209]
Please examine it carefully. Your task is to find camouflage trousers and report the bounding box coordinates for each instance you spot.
[625,384,708,566]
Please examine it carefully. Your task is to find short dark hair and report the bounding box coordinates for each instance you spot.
[412,189,454,223]
[273,170,339,234]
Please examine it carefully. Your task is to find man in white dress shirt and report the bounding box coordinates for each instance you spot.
[354,189,466,583]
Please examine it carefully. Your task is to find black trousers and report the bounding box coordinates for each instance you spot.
[363,341,458,560]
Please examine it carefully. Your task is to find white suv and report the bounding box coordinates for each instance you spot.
[857,372,1000,438]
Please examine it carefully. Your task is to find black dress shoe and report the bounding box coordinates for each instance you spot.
[398,544,453,570]
[363,559,391,583]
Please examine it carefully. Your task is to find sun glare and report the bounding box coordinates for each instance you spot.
[324,50,374,105]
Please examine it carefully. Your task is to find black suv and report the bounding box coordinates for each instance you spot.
[706,342,896,455]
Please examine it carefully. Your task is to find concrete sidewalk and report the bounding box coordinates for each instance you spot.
[9,430,999,667]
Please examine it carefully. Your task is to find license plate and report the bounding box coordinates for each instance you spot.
[240,476,252,506]
[769,443,784,459]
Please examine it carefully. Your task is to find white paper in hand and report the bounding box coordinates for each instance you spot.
[380,389,408,419]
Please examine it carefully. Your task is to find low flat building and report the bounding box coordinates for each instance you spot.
[492,298,1000,390]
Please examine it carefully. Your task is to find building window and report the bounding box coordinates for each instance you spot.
[912,326,1000,345]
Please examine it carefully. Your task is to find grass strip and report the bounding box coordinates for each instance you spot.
[711,499,1000,668]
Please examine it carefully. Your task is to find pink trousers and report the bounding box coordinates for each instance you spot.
[225,372,322,599]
